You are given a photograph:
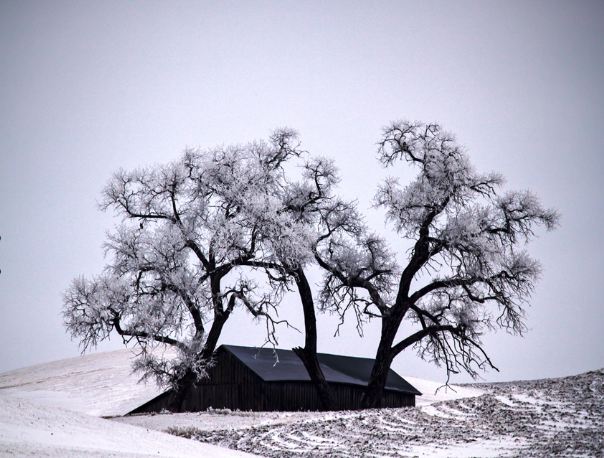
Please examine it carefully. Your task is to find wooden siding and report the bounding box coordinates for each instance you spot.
[131,381,414,414]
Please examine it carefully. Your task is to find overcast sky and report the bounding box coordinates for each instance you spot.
[1,0,602,384]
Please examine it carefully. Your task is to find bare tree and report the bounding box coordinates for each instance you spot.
[64,121,558,412]
[63,130,312,405]
[229,156,359,410]
[316,121,559,407]
[274,157,358,409]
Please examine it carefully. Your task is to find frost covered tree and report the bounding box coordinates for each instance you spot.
[63,130,319,401]
[315,121,558,408]
[271,156,360,409]
[64,120,558,412]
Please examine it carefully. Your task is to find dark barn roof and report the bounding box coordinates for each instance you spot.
[221,345,422,395]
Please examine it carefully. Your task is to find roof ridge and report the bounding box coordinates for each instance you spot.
[220,344,375,362]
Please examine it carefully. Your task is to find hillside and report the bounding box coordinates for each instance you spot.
[0,391,255,457]
[163,369,603,457]
[0,349,252,457]
[0,349,163,417]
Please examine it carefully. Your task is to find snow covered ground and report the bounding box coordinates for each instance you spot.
[160,370,603,457]
[1,349,601,456]
[0,349,254,457]
[0,391,254,457]
[404,375,483,406]
[0,349,173,417]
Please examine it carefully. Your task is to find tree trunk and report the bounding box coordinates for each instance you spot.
[362,317,398,408]
[171,287,230,412]
[202,273,231,359]
[170,317,226,413]
[171,369,197,412]
[293,268,333,410]
[202,310,229,359]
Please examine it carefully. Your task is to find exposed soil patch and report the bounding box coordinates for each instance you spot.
[168,369,603,457]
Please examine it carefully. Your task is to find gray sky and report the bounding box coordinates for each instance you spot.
[1,0,602,384]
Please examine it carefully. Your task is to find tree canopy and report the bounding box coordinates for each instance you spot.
[314,121,558,405]
[64,129,315,387]
[64,121,558,409]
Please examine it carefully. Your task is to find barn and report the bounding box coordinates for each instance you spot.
[130,344,421,413]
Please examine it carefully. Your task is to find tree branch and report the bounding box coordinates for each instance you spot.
[112,314,187,351]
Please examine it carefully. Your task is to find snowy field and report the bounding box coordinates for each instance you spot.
[0,349,164,417]
[158,370,603,457]
[0,350,253,457]
[0,349,602,457]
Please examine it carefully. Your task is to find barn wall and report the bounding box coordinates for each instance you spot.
[131,383,414,413]
[258,382,414,411]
